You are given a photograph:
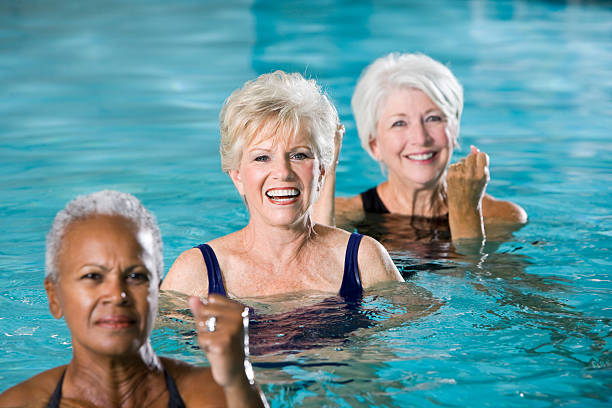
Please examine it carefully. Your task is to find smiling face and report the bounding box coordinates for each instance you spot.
[371,88,453,189]
[229,122,323,228]
[45,215,158,358]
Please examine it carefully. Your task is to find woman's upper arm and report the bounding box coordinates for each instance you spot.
[482,195,528,225]
[161,248,208,296]
[357,235,404,287]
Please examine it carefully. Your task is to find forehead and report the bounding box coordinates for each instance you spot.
[246,119,312,150]
[58,215,143,269]
[380,87,439,116]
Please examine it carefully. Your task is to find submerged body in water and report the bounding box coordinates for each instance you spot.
[160,282,442,356]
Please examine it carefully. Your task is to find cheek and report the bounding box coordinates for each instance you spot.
[60,289,93,326]
[299,162,317,187]
[243,166,265,189]
[438,127,453,147]
[379,135,403,156]
[142,285,157,326]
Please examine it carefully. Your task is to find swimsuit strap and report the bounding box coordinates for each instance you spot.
[339,233,364,298]
[46,368,186,408]
[164,368,187,408]
[195,244,227,296]
[360,186,390,214]
[46,370,65,408]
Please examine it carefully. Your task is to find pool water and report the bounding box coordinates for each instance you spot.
[1,0,611,406]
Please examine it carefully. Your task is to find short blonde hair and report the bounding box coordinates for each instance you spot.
[219,71,338,173]
[351,53,463,161]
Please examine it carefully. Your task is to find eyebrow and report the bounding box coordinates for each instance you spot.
[79,263,109,271]
[78,264,147,272]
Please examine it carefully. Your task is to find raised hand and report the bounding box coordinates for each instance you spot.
[446,145,490,240]
[189,294,251,388]
[312,123,345,226]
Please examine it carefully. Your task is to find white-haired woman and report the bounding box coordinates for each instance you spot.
[162,71,403,299]
[0,191,267,408]
[314,53,527,241]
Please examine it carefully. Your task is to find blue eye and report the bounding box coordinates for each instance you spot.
[291,152,309,160]
[254,155,269,162]
[391,120,406,127]
[425,115,444,123]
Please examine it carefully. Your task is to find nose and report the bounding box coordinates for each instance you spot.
[103,274,130,305]
[271,155,294,180]
[411,121,433,146]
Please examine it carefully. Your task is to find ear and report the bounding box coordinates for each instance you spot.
[228,169,245,196]
[44,278,63,319]
[316,165,326,192]
[369,137,381,160]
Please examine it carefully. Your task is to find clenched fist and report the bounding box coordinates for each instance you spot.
[189,294,251,388]
[446,145,490,239]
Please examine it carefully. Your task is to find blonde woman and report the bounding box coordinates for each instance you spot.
[162,71,403,299]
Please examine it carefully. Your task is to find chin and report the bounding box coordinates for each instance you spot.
[94,336,146,357]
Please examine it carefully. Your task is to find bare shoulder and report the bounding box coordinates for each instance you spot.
[335,194,365,231]
[162,358,226,406]
[207,230,243,255]
[161,247,208,296]
[0,365,66,408]
[482,194,528,224]
[356,234,403,287]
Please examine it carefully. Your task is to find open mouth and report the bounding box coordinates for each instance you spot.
[405,151,437,161]
[265,188,300,204]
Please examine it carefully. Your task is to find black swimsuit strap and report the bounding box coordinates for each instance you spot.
[198,234,364,299]
[339,233,364,298]
[196,244,227,296]
[164,368,187,408]
[360,186,390,214]
[46,368,185,408]
[46,370,65,408]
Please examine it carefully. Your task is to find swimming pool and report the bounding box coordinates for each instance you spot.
[1,0,610,406]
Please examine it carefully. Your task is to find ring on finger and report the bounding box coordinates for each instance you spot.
[200,316,217,333]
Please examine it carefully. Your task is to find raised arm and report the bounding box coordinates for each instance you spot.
[312,124,344,226]
[446,145,490,241]
[447,145,527,246]
[312,124,369,230]
[189,295,268,408]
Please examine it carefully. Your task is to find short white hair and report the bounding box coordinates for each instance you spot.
[219,70,338,173]
[351,52,463,161]
[45,190,163,283]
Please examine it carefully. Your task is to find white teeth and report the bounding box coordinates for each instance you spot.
[407,152,434,160]
[266,188,300,200]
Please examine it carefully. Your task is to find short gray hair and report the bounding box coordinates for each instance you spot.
[45,190,163,282]
[351,52,463,162]
[219,70,338,173]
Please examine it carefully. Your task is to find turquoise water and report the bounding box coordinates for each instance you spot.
[1,0,611,406]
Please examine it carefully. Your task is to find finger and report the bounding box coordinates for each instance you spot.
[464,152,478,169]
[188,295,205,316]
[476,151,490,169]
[470,145,479,155]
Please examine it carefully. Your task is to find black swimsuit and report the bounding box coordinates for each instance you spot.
[360,186,390,214]
[46,368,186,408]
[196,232,364,298]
